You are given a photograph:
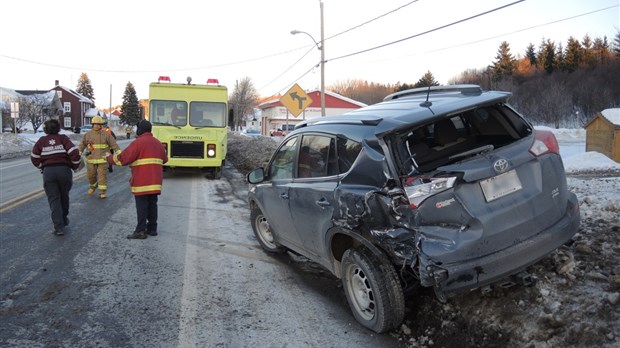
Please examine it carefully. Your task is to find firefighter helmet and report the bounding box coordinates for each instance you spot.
[92,116,104,125]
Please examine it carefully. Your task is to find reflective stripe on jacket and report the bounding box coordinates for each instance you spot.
[108,132,168,195]
[79,129,121,164]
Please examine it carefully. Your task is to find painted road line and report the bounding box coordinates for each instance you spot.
[0,171,87,213]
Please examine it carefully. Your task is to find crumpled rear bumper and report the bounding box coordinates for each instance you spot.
[420,192,580,298]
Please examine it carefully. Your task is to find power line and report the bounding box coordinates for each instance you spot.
[269,0,421,96]
[258,46,317,92]
[0,1,420,76]
[325,0,420,41]
[359,4,620,63]
[0,46,308,74]
[328,0,526,63]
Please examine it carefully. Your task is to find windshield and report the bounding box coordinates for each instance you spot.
[190,102,227,127]
[150,100,188,126]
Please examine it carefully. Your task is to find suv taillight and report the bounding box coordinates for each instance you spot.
[404,176,457,208]
[529,129,560,157]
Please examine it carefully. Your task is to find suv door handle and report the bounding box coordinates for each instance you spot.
[280,192,289,200]
[315,199,331,208]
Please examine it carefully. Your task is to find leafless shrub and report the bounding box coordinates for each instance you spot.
[227,132,279,175]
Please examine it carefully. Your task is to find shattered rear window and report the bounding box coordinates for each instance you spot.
[402,104,531,173]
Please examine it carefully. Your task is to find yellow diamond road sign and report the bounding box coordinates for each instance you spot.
[280,83,313,117]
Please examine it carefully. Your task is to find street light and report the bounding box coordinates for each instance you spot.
[291,1,325,116]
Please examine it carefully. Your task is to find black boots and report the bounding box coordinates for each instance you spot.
[126,231,147,239]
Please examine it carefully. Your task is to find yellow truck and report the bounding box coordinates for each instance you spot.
[148,76,228,178]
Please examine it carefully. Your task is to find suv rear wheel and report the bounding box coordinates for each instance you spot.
[251,206,286,253]
[341,247,405,333]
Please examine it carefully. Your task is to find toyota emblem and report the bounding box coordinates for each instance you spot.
[493,159,509,173]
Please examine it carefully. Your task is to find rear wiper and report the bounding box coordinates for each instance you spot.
[449,145,494,160]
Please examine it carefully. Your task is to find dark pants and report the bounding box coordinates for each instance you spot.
[134,194,158,233]
[43,165,73,232]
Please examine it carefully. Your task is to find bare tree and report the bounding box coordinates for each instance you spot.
[230,77,259,131]
[17,93,59,133]
[329,79,392,105]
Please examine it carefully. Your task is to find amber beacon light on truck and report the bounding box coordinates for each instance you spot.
[148,75,228,179]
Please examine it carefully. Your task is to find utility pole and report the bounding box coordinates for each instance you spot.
[319,0,325,117]
[291,0,326,117]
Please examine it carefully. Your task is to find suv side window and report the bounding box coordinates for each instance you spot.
[298,135,334,178]
[269,137,298,180]
[336,137,362,174]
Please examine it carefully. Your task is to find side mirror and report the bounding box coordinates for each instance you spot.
[247,167,265,184]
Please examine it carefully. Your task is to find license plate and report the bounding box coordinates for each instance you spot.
[480,169,522,202]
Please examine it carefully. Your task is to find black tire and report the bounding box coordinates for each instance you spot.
[341,247,405,333]
[250,206,286,253]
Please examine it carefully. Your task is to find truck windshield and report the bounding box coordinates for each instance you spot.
[189,102,227,128]
[150,100,188,126]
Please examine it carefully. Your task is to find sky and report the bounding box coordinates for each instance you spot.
[0,0,618,108]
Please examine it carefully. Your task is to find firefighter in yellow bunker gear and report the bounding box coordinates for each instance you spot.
[79,116,121,199]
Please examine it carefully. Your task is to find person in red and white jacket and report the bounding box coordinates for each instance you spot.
[31,119,81,236]
[106,120,168,239]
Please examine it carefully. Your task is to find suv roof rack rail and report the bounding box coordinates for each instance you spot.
[383,84,483,101]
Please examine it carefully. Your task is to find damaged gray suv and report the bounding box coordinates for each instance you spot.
[247,85,580,333]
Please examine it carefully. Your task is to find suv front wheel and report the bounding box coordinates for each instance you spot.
[341,247,405,333]
[251,206,286,253]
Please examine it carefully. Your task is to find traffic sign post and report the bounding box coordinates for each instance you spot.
[280,84,313,117]
[10,102,19,134]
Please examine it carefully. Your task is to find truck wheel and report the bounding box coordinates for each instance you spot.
[341,247,405,333]
[250,206,286,253]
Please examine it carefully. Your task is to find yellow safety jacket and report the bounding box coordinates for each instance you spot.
[79,129,121,164]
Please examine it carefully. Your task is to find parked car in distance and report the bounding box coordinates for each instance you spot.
[247,84,580,333]
[242,128,262,137]
[79,125,93,134]
[270,124,296,137]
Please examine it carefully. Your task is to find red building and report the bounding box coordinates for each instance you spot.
[257,90,366,135]
[50,80,95,131]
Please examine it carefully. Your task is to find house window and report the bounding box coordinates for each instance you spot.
[57,90,62,98]
[64,118,71,128]
[64,102,71,113]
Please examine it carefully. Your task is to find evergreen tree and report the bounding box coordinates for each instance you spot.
[562,37,582,72]
[592,37,611,65]
[413,71,439,88]
[555,43,565,70]
[76,72,95,103]
[120,82,141,126]
[491,41,516,81]
[581,34,596,67]
[538,39,557,74]
[613,30,620,58]
[394,82,415,92]
[525,43,537,66]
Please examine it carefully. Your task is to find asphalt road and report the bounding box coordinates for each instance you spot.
[0,156,403,347]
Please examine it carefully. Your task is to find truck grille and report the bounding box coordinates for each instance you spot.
[170,141,204,158]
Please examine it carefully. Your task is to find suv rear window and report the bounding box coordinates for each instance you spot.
[404,105,531,172]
